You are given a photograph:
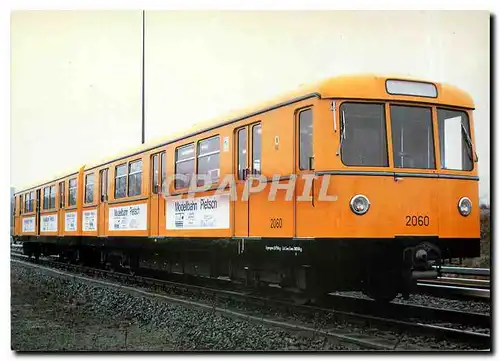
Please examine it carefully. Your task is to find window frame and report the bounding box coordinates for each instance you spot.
[389,104,436,170]
[151,154,159,194]
[113,159,143,200]
[251,124,262,175]
[436,107,474,172]
[160,151,166,194]
[196,135,220,186]
[385,79,438,99]
[43,186,50,210]
[237,128,248,180]
[49,185,56,209]
[298,108,313,171]
[175,143,195,189]
[114,163,128,199]
[59,181,65,208]
[29,192,34,212]
[127,159,143,197]
[68,178,77,207]
[100,168,109,201]
[339,102,389,168]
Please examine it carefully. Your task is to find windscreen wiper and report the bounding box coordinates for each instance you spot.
[461,122,478,163]
[336,110,346,156]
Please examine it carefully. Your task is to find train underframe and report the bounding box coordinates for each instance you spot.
[16,236,480,302]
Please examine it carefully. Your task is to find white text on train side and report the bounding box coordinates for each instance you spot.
[158,174,338,202]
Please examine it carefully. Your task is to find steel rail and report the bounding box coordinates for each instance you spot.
[11,253,490,350]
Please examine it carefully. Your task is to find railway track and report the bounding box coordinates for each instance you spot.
[417,266,490,299]
[11,251,491,350]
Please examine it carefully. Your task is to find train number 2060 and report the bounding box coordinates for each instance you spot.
[270,218,283,229]
[405,215,430,227]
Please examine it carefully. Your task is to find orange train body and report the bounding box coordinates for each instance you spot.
[13,74,480,301]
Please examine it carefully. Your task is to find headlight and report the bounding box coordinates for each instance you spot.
[350,194,370,215]
[458,197,472,217]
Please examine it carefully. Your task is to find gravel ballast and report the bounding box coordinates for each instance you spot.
[11,261,353,351]
[332,291,490,315]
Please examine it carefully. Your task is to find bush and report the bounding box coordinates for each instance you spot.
[444,204,490,268]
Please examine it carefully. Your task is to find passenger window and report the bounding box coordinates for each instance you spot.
[237,128,247,180]
[437,109,473,171]
[175,144,195,189]
[100,169,108,201]
[68,178,77,206]
[161,152,166,194]
[152,154,159,194]
[59,182,65,208]
[128,160,142,197]
[299,109,313,170]
[85,174,95,203]
[197,136,220,186]
[43,187,50,210]
[24,194,28,213]
[50,185,56,209]
[252,124,262,174]
[391,105,435,169]
[340,103,388,167]
[29,192,34,212]
[114,164,127,199]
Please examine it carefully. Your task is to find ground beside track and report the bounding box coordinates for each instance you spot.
[10,261,353,351]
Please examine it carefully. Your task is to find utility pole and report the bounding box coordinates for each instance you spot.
[141,9,145,144]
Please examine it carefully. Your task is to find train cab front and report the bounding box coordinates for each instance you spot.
[312,79,481,302]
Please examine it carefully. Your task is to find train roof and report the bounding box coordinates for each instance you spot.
[84,74,473,170]
[15,166,81,195]
[15,74,474,193]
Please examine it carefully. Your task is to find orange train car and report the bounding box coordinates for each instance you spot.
[13,74,480,301]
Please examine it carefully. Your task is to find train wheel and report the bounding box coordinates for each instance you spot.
[363,274,399,303]
[364,287,398,303]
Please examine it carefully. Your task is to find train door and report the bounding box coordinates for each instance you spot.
[247,123,263,237]
[35,189,41,235]
[234,125,251,237]
[58,181,65,236]
[294,107,315,237]
[98,168,108,237]
[150,152,161,236]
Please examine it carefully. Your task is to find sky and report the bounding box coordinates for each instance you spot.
[10,10,490,203]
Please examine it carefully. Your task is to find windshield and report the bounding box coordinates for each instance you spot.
[339,102,388,167]
[390,105,435,169]
[437,109,473,171]
[338,102,474,172]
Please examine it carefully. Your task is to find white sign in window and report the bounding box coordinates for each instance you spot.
[83,210,98,231]
[108,203,147,231]
[41,214,58,232]
[22,217,35,232]
[65,212,77,232]
[166,194,230,230]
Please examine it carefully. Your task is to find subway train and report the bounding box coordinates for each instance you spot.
[12,74,480,302]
